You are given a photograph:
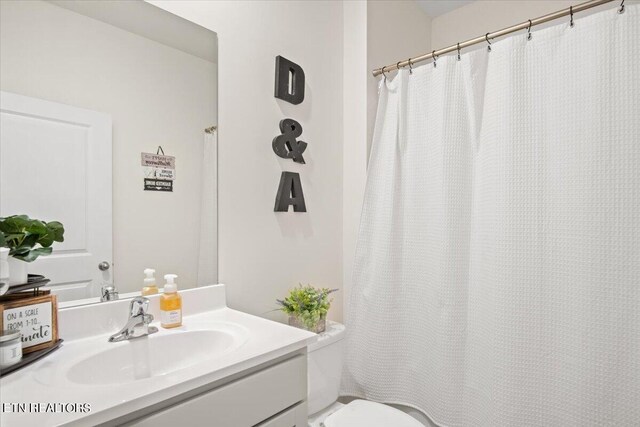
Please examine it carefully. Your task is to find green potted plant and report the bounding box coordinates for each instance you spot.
[276,284,338,333]
[0,215,65,285]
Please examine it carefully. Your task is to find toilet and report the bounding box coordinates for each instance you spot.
[307,321,424,427]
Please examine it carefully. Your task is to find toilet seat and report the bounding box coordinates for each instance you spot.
[322,399,424,427]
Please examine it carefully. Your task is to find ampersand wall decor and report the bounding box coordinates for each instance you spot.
[272,118,307,164]
[274,172,307,212]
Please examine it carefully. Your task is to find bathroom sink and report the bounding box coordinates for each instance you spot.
[66,328,245,386]
[2,286,316,427]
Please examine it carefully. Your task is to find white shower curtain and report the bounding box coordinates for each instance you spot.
[342,6,639,426]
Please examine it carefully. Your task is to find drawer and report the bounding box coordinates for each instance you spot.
[129,355,307,427]
[254,402,307,427]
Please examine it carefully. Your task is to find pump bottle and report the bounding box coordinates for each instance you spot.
[141,268,158,296]
[160,274,182,328]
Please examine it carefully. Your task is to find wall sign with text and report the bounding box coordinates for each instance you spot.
[273,56,308,212]
[142,148,175,192]
[0,293,59,354]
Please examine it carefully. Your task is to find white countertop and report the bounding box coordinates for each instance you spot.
[0,285,316,426]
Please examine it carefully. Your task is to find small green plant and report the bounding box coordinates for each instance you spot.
[0,215,65,262]
[277,284,338,331]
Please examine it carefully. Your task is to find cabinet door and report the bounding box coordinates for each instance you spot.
[129,355,307,427]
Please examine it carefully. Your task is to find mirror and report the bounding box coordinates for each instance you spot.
[0,0,218,305]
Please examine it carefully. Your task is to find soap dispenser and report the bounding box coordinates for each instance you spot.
[141,268,158,296]
[160,274,182,328]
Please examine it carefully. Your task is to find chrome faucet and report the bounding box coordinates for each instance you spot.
[108,297,158,342]
[101,283,119,302]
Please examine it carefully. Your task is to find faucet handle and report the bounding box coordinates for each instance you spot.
[101,283,118,302]
[129,296,150,317]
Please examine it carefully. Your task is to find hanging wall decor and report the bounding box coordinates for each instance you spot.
[274,172,307,212]
[274,56,305,105]
[272,118,307,164]
[142,146,175,192]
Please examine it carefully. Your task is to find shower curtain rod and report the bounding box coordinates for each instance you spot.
[372,0,619,77]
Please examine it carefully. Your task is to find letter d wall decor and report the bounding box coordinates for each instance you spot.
[274,56,305,105]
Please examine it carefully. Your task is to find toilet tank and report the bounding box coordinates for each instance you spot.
[307,321,346,415]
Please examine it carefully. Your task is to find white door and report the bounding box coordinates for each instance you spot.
[0,91,112,301]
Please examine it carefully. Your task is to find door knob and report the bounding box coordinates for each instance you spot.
[98,261,110,271]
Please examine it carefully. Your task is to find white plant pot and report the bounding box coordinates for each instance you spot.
[8,257,29,285]
[0,248,9,283]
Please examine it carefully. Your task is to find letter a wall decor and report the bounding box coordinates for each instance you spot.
[273,56,307,212]
[274,172,307,212]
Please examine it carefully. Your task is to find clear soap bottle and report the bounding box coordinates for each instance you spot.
[141,268,159,296]
[160,274,182,328]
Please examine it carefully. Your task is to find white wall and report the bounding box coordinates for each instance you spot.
[342,1,369,325]
[151,1,345,322]
[0,0,216,294]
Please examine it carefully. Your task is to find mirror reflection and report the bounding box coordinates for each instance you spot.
[0,0,218,305]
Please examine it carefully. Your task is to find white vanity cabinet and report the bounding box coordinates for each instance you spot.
[0,286,316,427]
[121,353,308,427]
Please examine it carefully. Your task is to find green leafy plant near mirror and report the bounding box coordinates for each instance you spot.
[277,284,338,333]
[0,215,65,262]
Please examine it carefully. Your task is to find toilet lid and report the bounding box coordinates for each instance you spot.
[323,399,424,427]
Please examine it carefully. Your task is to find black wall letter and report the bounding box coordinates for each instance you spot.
[274,56,305,105]
[274,172,307,212]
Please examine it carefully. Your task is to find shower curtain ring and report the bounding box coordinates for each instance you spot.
[408,58,413,74]
[527,20,533,40]
[485,33,492,52]
[618,0,625,14]
[381,66,388,81]
[432,51,438,68]
[457,43,461,61]
[569,6,574,27]
[396,61,402,72]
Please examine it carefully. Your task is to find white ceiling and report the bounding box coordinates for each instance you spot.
[416,0,475,17]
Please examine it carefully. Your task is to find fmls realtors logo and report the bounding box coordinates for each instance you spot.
[2,403,91,413]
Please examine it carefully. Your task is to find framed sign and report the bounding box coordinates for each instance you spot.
[142,148,175,192]
[0,293,59,354]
